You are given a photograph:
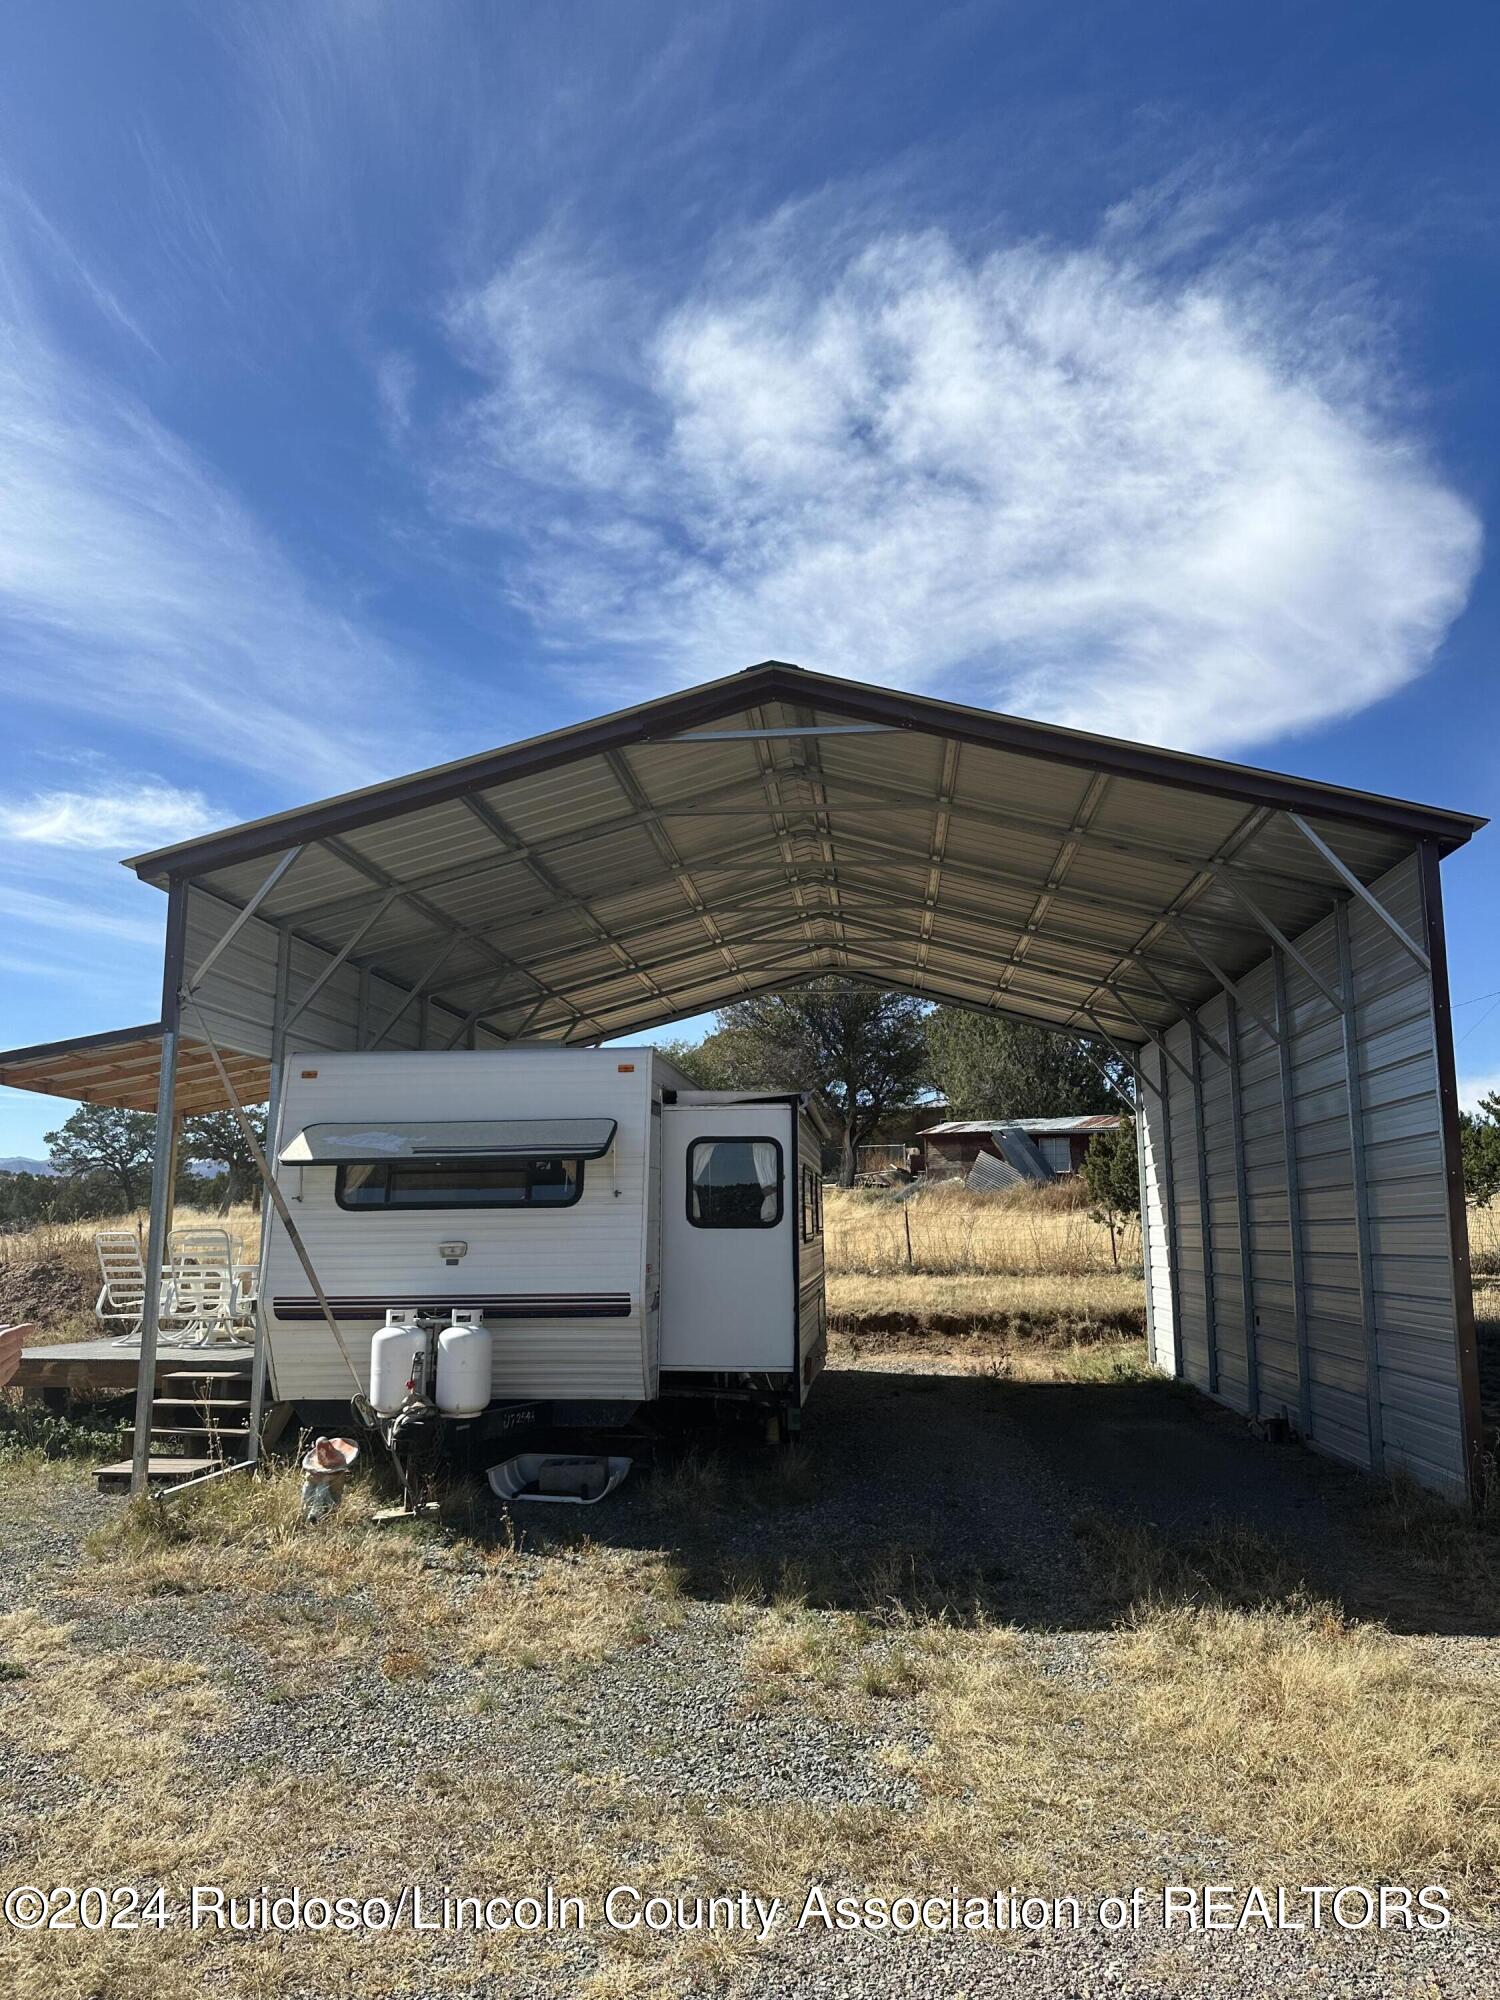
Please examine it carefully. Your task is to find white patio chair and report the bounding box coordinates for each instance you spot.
[94,1230,148,1346]
[167,1228,249,1349]
[231,1255,259,1330]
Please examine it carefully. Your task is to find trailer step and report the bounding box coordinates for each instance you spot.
[149,1425,251,1441]
[96,1456,218,1491]
[152,1396,251,1412]
[157,1366,251,1384]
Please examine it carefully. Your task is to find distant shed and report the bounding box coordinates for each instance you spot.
[921,1114,1122,1179]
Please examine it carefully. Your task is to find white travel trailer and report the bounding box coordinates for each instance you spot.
[262,1047,827,1440]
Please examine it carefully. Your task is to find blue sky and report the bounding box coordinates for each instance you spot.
[0,1,1497,1157]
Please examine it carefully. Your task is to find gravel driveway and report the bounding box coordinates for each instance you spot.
[2,1352,1497,1999]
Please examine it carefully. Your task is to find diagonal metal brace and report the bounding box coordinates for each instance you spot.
[1108,964,1231,1069]
[183,848,304,998]
[1162,916,1283,1048]
[1286,813,1430,972]
[281,890,401,1035]
[1079,1008,1165,1097]
[1095,988,1195,1089]
[1211,866,1343,1012]
[181,994,363,1396]
[1072,1033,1140,1110]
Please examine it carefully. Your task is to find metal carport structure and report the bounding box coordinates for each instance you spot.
[0,660,1485,1497]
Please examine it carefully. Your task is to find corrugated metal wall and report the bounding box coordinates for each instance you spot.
[183,885,508,1060]
[1138,855,1473,1497]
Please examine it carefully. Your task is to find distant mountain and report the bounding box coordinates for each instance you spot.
[0,1156,223,1179]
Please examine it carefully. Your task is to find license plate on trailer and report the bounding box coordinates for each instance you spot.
[488,1403,540,1434]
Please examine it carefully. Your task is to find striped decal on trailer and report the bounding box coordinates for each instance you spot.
[271,1293,633,1321]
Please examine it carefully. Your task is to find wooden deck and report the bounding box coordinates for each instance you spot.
[14,1336,252,1399]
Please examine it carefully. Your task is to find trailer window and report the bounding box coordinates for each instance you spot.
[686,1137,783,1229]
[336,1156,584,1209]
[800,1164,822,1240]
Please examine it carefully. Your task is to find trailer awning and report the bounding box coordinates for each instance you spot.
[278,1117,618,1164]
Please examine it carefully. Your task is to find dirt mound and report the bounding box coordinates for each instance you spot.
[0,1253,93,1331]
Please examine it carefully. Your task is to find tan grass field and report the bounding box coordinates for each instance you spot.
[0,1204,262,1346]
[1470,1200,1500,1274]
[824,1179,1137,1279]
[11,1180,1497,1344]
[2,1180,1500,1993]
[823,1182,1146,1342]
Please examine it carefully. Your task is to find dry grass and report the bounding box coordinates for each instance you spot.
[912,1589,1500,1900]
[0,1202,263,1347]
[741,1605,872,1697]
[0,1202,262,1270]
[730,1515,1500,1907]
[88,1466,686,1675]
[828,1269,1144,1341]
[825,1180,1138,1280]
[982,1334,1151,1384]
[0,1607,222,1782]
[1469,1199,1500,1278]
[0,1474,698,1995]
[823,1182,1147,1351]
[0,1647,680,1998]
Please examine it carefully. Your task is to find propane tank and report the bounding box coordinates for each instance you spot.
[370,1314,428,1416]
[436,1312,492,1418]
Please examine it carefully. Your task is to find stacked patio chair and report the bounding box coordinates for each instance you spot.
[94,1230,149,1346]
[166,1227,248,1349]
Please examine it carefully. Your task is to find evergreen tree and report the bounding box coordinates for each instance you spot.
[1079,1118,1140,1269]
[927,1012,1120,1119]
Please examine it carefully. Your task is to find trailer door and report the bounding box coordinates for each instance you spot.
[660,1104,794,1370]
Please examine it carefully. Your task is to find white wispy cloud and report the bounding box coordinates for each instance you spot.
[445,223,1481,751]
[0,199,438,792]
[0,884,162,947]
[1460,1073,1500,1115]
[0,782,220,851]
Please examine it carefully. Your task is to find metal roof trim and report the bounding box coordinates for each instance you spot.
[0,1020,167,1068]
[124,661,1487,886]
[921,1115,1125,1136]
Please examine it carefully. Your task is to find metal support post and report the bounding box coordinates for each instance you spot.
[246,925,291,1458]
[1334,902,1383,1474]
[1224,997,1260,1420]
[1272,948,1314,1438]
[131,886,187,1496]
[1135,1086,1157,1366]
[1188,1020,1219,1395]
[1415,839,1484,1496]
[1151,1042,1184,1380]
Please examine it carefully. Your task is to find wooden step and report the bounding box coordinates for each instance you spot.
[149,1424,250,1441]
[96,1456,217,1491]
[152,1396,251,1413]
[157,1368,251,1384]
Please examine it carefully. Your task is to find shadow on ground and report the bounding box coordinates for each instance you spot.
[468,1365,1500,1640]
